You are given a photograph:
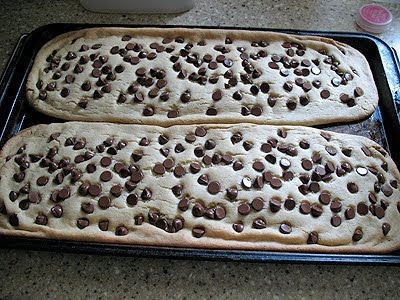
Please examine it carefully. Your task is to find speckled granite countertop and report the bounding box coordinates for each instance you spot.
[0,0,399,298]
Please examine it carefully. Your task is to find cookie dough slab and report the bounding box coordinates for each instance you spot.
[26,27,378,126]
[0,122,399,253]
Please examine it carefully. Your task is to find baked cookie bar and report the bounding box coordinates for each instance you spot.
[0,122,399,253]
[26,27,378,126]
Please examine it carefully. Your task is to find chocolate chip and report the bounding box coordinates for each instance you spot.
[316,193,330,206]
[139,188,151,200]
[95,220,108,232]
[18,199,29,210]
[279,158,291,170]
[159,148,169,157]
[390,180,398,189]
[146,212,159,226]
[32,213,48,226]
[235,202,250,216]
[192,203,205,217]
[311,153,322,164]
[283,82,292,92]
[325,146,337,156]
[142,107,154,117]
[114,226,128,236]
[51,205,63,218]
[320,90,330,99]
[188,162,201,174]
[344,207,355,220]
[260,143,271,153]
[192,227,205,238]
[354,87,364,97]
[347,182,359,194]
[331,215,341,227]
[165,109,178,118]
[222,186,238,201]
[97,196,111,209]
[239,176,251,189]
[374,206,385,219]
[279,224,292,234]
[232,161,243,171]
[171,218,184,232]
[147,52,157,60]
[381,184,393,197]
[158,159,173,172]
[307,232,318,244]
[249,106,261,116]
[354,202,369,217]
[178,90,191,103]
[27,191,40,203]
[299,202,311,214]
[231,223,244,233]
[249,85,259,95]
[110,185,122,197]
[232,91,243,100]
[151,163,165,175]
[253,218,267,229]
[101,84,111,93]
[170,184,183,197]
[147,88,159,99]
[100,171,112,182]
[87,184,101,196]
[156,135,168,146]
[123,180,136,192]
[156,78,167,89]
[125,193,138,206]
[207,181,220,194]
[38,91,48,100]
[264,154,276,164]
[382,223,391,236]
[352,228,363,241]
[241,106,251,116]
[251,161,264,172]
[174,166,186,177]
[173,198,190,212]
[81,202,94,214]
[211,89,223,101]
[206,107,217,116]
[19,183,30,194]
[239,142,252,152]
[329,200,342,213]
[301,159,312,171]
[36,176,49,186]
[9,191,19,201]
[280,69,289,77]
[208,61,218,70]
[270,178,282,189]
[13,172,25,183]
[231,134,243,145]
[214,206,226,220]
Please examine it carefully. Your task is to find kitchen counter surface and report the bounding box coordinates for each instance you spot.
[0,0,399,298]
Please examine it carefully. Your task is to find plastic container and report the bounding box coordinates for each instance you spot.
[80,0,195,14]
[356,4,393,33]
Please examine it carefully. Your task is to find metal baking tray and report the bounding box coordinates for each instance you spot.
[0,24,399,265]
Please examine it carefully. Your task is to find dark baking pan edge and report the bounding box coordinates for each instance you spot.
[0,24,399,265]
[2,236,400,266]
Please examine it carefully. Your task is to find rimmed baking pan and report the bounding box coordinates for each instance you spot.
[0,24,399,265]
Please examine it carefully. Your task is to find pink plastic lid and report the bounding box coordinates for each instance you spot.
[356,4,393,33]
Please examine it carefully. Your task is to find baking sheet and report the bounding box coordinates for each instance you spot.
[0,24,399,264]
